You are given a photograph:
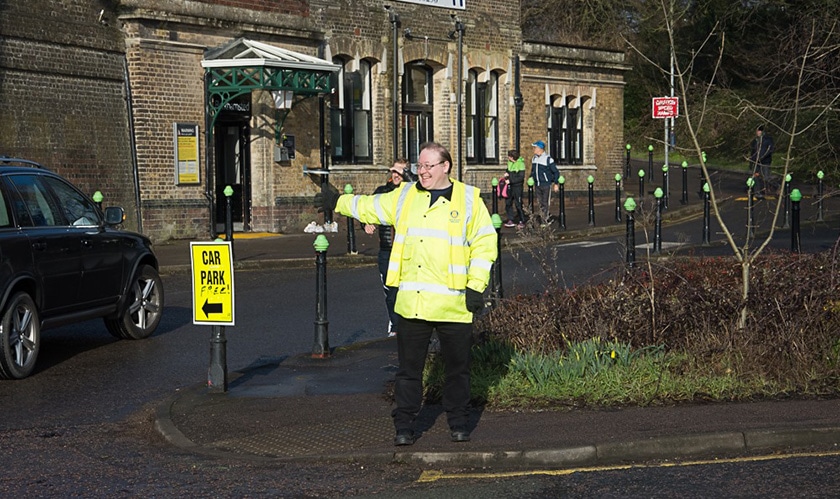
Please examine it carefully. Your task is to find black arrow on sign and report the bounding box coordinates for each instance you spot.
[202,299,224,317]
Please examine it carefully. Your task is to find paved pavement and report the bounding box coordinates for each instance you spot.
[152,167,840,467]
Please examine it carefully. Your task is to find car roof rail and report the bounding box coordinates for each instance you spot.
[0,156,49,169]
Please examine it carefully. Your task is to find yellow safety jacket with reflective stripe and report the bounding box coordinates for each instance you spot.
[336,180,497,323]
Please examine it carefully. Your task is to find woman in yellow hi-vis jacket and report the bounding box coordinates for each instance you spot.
[318,142,497,446]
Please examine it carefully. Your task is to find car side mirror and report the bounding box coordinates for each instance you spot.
[103,206,125,226]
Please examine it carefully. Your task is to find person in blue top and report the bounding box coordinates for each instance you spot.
[530,140,559,224]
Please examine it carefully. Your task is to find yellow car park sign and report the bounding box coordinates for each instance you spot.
[190,241,234,326]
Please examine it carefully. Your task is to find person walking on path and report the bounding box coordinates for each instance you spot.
[749,124,776,199]
[315,142,497,446]
[503,149,526,228]
[530,140,560,224]
[363,159,408,338]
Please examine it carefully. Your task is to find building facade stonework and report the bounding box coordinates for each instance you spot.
[0,0,629,241]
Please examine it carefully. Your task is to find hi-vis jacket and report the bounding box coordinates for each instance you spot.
[336,180,497,323]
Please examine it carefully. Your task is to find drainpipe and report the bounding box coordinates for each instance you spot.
[204,71,216,237]
[514,55,523,154]
[389,8,401,163]
[454,18,464,181]
[123,55,142,233]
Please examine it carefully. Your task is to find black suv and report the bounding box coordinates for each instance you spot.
[0,158,164,379]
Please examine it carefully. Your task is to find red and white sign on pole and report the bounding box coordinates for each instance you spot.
[652,97,679,119]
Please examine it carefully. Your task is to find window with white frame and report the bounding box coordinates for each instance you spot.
[466,70,498,164]
[330,58,372,163]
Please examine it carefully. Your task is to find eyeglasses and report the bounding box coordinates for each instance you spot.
[416,161,445,172]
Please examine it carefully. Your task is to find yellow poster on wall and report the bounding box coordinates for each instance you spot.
[175,123,200,184]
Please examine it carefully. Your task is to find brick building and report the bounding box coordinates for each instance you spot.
[0,0,629,241]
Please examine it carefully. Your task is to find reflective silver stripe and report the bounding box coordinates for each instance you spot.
[470,258,493,272]
[449,264,468,275]
[393,233,406,244]
[462,185,474,240]
[372,193,388,224]
[394,182,414,223]
[388,260,401,273]
[449,235,466,247]
[407,227,449,239]
[472,225,497,239]
[399,281,464,296]
[349,195,362,220]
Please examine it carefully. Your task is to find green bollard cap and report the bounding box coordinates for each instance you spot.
[223,185,234,197]
[92,191,103,203]
[654,187,663,198]
[624,197,637,211]
[615,173,622,182]
[702,151,707,162]
[785,173,792,182]
[344,184,353,194]
[681,161,688,168]
[491,177,498,186]
[527,177,535,186]
[818,171,824,180]
[626,143,632,150]
[638,169,645,178]
[648,144,654,152]
[587,175,594,184]
[491,213,502,229]
[214,237,224,242]
[703,182,710,193]
[313,234,330,251]
[662,164,669,172]
[558,175,566,184]
[746,177,755,188]
[790,189,802,202]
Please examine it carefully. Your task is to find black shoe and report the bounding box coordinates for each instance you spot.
[450,427,471,442]
[394,430,416,446]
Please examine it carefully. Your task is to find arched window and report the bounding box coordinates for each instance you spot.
[548,98,583,165]
[402,63,433,164]
[330,58,372,163]
[466,70,498,164]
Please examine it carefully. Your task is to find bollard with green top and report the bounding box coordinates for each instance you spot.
[223,185,234,254]
[587,175,595,227]
[817,171,825,221]
[790,189,802,252]
[680,160,689,204]
[638,168,646,198]
[491,177,499,214]
[489,213,504,305]
[647,144,654,181]
[92,190,103,211]
[312,234,330,358]
[624,197,637,268]
[783,173,792,228]
[557,175,566,230]
[625,144,632,179]
[661,164,670,210]
[702,182,711,246]
[344,184,357,255]
[527,177,535,214]
[653,187,663,253]
[746,177,756,239]
[614,173,622,223]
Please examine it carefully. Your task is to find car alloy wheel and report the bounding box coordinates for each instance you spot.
[0,292,41,380]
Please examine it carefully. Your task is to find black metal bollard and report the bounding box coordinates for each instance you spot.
[647,144,654,181]
[746,177,755,240]
[790,189,802,252]
[527,177,534,214]
[625,143,632,179]
[312,234,330,358]
[817,171,824,222]
[653,188,663,253]
[702,182,711,246]
[638,169,646,198]
[587,175,595,227]
[662,165,669,210]
[681,161,689,205]
[208,324,228,392]
[625,197,637,268]
[343,184,357,255]
[491,177,499,215]
[783,174,792,229]
[489,214,504,305]
[224,185,234,260]
[614,174,622,223]
[557,176,566,230]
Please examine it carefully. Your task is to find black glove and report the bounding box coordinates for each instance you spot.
[465,287,484,313]
[314,183,340,213]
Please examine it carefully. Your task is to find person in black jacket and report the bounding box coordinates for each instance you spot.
[364,159,408,337]
[530,140,560,224]
[749,125,776,199]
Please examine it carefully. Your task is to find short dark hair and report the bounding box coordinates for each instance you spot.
[419,142,453,174]
[757,125,765,132]
[507,149,518,159]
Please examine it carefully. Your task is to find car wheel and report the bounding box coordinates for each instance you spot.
[105,264,164,340]
[0,292,41,380]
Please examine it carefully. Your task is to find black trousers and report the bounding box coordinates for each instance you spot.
[392,317,472,432]
[505,182,525,224]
